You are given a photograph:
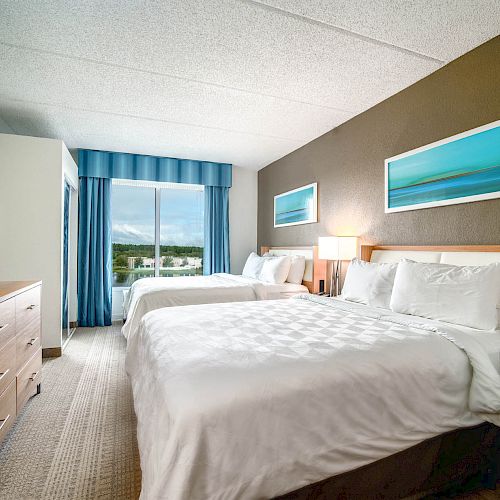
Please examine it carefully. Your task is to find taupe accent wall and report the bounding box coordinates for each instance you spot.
[258,37,500,249]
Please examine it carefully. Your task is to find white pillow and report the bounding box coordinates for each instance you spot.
[342,258,398,309]
[259,256,292,284]
[262,252,306,285]
[390,260,499,330]
[242,252,265,279]
[286,255,306,284]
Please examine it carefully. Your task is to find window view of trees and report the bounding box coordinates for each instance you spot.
[112,181,204,287]
[113,244,203,287]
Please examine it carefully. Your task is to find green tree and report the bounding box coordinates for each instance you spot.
[115,255,128,268]
[135,257,144,268]
[163,256,173,267]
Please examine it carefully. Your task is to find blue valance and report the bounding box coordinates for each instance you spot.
[78,149,232,188]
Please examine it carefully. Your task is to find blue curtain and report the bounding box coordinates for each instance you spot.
[77,149,232,325]
[62,181,71,329]
[204,187,230,275]
[78,177,112,327]
[78,149,231,187]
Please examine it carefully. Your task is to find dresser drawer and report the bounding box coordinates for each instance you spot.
[17,349,41,414]
[0,379,16,443]
[15,286,41,334]
[0,299,16,348]
[0,337,16,396]
[16,287,41,370]
[16,319,41,371]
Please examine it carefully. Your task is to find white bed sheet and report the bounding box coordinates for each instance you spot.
[122,273,307,341]
[126,295,500,500]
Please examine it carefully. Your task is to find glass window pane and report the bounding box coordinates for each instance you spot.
[112,184,155,287]
[159,187,204,277]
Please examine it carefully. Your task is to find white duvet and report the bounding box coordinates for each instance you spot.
[122,273,307,341]
[126,295,500,500]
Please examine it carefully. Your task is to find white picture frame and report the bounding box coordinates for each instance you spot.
[274,182,317,228]
[385,120,500,213]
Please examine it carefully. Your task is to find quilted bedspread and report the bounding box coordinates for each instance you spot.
[126,295,500,500]
[122,273,307,341]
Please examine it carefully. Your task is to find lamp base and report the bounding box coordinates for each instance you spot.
[328,260,342,297]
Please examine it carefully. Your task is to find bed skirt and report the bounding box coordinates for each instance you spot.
[276,423,500,499]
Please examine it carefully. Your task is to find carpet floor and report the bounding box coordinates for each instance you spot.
[0,324,497,500]
[0,324,141,500]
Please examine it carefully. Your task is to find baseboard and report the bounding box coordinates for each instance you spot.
[42,347,62,358]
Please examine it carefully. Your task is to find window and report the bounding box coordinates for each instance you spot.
[159,186,204,278]
[112,183,156,287]
[112,180,204,288]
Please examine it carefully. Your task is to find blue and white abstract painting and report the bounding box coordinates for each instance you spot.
[385,121,500,213]
[274,183,317,227]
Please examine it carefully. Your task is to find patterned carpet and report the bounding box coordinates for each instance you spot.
[0,324,497,500]
[0,324,141,500]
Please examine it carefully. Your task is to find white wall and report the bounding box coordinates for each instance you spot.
[0,133,78,349]
[112,288,125,322]
[229,166,258,273]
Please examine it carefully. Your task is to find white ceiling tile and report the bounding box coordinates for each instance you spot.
[0,0,495,169]
[0,45,352,143]
[0,100,303,170]
[0,0,440,109]
[254,0,500,61]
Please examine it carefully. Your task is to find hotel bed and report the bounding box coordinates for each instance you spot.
[126,245,500,500]
[122,247,322,341]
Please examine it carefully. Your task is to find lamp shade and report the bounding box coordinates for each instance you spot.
[318,236,359,260]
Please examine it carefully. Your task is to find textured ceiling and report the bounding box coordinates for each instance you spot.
[0,0,498,170]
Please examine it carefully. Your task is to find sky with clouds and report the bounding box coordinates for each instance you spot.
[112,184,204,247]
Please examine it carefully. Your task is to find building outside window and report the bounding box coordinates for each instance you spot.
[111,179,204,288]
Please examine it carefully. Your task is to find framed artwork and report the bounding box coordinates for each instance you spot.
[274,182,317,227]
[385,120,500,213]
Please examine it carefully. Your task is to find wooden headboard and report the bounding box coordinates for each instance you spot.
[260,246,326,293]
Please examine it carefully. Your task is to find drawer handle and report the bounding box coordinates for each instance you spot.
[29,371,40,381]
[0,323,9,330]
[27,304,37,310]
[0,369,10,382]
[0,414,10,432]
[27,337,39,346]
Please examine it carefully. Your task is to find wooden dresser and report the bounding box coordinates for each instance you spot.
[0,281,42,444]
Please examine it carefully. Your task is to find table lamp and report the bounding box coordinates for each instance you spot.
[318,236,359,296]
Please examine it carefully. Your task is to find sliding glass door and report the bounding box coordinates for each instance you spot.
[159,186,204,277]
[111,183,156,287]
[111,180,204,288]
